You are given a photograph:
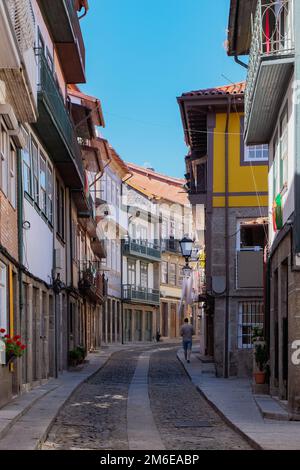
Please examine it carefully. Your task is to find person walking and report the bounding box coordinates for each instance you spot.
[180,318,195,363]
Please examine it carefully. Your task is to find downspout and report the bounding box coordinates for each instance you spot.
[224,96,232,379]
[17,149,24,384]
[234,56,248,70]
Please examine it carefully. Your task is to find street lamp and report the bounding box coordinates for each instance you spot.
[179,236,194,275]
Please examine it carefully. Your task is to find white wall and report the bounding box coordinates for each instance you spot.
[23,199,53,284]
[269,74,295,246]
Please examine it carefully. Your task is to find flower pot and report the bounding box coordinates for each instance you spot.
[6,354,17,367]
[254,371,266,385]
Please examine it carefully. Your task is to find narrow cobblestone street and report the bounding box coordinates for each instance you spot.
[42,345,251,450]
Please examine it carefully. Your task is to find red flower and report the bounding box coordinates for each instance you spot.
[6,339,12,344]
[21,345,26,350]
[16,341,21,346]
[13,335,21,341]
[0,328,6,334]
[4,335,10,338]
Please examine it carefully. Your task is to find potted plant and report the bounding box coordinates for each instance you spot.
[0,328,26,366]
[252,326,264,343]
[254,343,269,384]
[69,348,81,367]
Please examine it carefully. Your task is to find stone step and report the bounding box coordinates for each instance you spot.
[254,395,290,421]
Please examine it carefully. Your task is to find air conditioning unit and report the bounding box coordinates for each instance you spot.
[54,248,63,271]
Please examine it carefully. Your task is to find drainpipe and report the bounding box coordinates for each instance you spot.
[224,96,232,379]
[234,56,248,70]
[17,149,24,387]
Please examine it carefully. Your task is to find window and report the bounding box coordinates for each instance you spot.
[22,128,32,196]
[31,138,39,205]
[140,262,148,288]
[244,145,269,162]
[9,144,16,208]
[47,164,53,223]
[169,263,176,286]
[1,124,8,196]
[140,226,147,243]
[128,260,136,286]
[39,153,47,214]
[239,223,266,251]
[106,175,111,203]
[0,263,7,331]
[196,162,207,192]
[238,301,264,349]
[280,107,288,189]
[161,261,168,284]
[273,131,279,199]
[56,179,65,239]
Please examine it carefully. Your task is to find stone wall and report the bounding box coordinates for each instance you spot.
[210,207,267,377]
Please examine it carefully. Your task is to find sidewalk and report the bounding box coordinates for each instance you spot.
[177,348,300,450]
[0,344,128,450]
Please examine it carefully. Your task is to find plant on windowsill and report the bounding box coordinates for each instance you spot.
[254,342,269,385]
[0,329,26,366]
[251,326,264,343]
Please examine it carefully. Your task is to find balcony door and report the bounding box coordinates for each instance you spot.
[127,260,136,287]
[140,262,148,290]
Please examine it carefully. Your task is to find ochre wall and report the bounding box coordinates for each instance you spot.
[213,112,268,208]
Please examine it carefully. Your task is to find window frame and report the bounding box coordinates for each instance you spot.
[238,301,264,349]
[0,262,8,332]
[244,144,269,163]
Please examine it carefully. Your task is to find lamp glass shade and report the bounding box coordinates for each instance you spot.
[179,237,193,258]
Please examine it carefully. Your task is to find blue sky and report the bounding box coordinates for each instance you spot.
[81,0,246,178]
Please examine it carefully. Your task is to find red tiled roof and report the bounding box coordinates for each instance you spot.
[126,163,188,205]
[68,85,105,128]
[181,81,245,98]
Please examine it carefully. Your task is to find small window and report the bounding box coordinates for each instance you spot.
[238,301,264,349]
[239,224,266,251]
[161,261,168,284]
[244,145,269,162]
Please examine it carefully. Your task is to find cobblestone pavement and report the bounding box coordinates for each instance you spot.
[42,344,251,450]
[149,346,252,450]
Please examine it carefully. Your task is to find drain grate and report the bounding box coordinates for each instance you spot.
[175,420,214,428]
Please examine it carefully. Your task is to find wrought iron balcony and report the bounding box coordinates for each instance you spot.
[34,50,84,189]
[123,238,161,261]
[122,284,160,306]
[245,0,294,144]
[79,261,107,303]
[161,239,181,254]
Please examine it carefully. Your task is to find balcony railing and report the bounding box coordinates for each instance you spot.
[123,239,161,260]
[161,239,181,254]
[122,284,160,305]
[245,0,294,131]
[79,261,107,302]
[36,49,84,185]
